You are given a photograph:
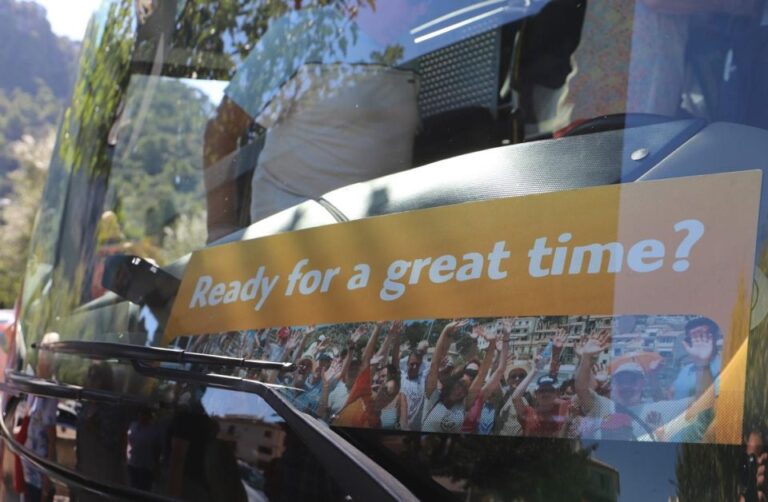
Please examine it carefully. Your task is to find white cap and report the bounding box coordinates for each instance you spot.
[614,362,644,375]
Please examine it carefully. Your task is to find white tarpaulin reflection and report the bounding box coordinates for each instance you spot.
[201,387,284,423]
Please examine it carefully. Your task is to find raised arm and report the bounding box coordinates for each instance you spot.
[280,326,312,363]
[426,319,467,398]
[549,329,567,378]
[682,327,716,421]
[511,356,543,418]
[317,359,343,422]
[338,341,355,384]
[375,322,399,363]
[481,331,510,401]
[574,330,611,414]
[467,341,496,407]
[360,322,384,371]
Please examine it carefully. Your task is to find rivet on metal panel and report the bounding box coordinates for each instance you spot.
[630,148,650,161]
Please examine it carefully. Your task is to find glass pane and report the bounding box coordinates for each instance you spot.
[11,0,768,501]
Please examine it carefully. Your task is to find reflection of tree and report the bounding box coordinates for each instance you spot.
[0,85,62,307]
[668,247,768,501]
[676,443,741,500]
[0,141,49,307]
[21,0,137,347]
[168,0,379,81]
[432,436,590,500]
[109,77,212,258]
[58,0,135,178]
[361,433,591,501]
[745,255,768,440]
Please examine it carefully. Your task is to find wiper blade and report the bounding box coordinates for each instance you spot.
[34,340,295,371]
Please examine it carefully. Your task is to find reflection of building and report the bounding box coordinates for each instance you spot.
[611,332,645,358]
[513,316,613,364]
[217,416,286,467]
[654,330,685,359]
[584,457,620,502]
[510,316,539,336]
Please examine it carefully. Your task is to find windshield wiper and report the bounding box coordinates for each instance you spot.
[35,342,418,502]
[34,340,295,371]
[4,371,160,407]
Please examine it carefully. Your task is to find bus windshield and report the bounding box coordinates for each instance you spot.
[12,0,768,501]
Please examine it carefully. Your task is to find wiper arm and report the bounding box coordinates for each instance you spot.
[34,342,417,502]
[34,340,295,371]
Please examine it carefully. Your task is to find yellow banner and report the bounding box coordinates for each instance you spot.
[167,171,761,342]
[167,171,764,444]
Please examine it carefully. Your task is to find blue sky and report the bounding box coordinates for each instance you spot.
[23,0,102,41]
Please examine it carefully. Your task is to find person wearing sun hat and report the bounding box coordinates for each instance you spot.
[494,363,531,436]
[576,329,717,441]
[494,329,568,437]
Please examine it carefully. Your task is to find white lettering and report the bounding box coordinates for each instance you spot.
[320,267,341,293]
[429,255,456,284]
[487,241,511,279]
[223,281,241,304]
[627,239,665,272]
[347,264,370,290]
[189,276,213,308]
[240,267,265,302]
[208,283,226,305]
[286,259,309,296]
[299,270,322,295]
[255,275,279,311]
[569,243,624,274]
[409,257,432,285]
[456,253,483,281]
[528,238,552,278]
[380,260,411,301]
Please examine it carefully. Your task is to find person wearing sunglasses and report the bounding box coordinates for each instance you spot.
[422,320,499,434]
[495,330,567,437]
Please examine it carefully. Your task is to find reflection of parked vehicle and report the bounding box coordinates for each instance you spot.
[4,1,768,501]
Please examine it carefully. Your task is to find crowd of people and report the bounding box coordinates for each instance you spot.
[189,314,723,441]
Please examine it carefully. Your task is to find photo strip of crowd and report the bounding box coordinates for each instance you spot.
[186,314,722,442]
